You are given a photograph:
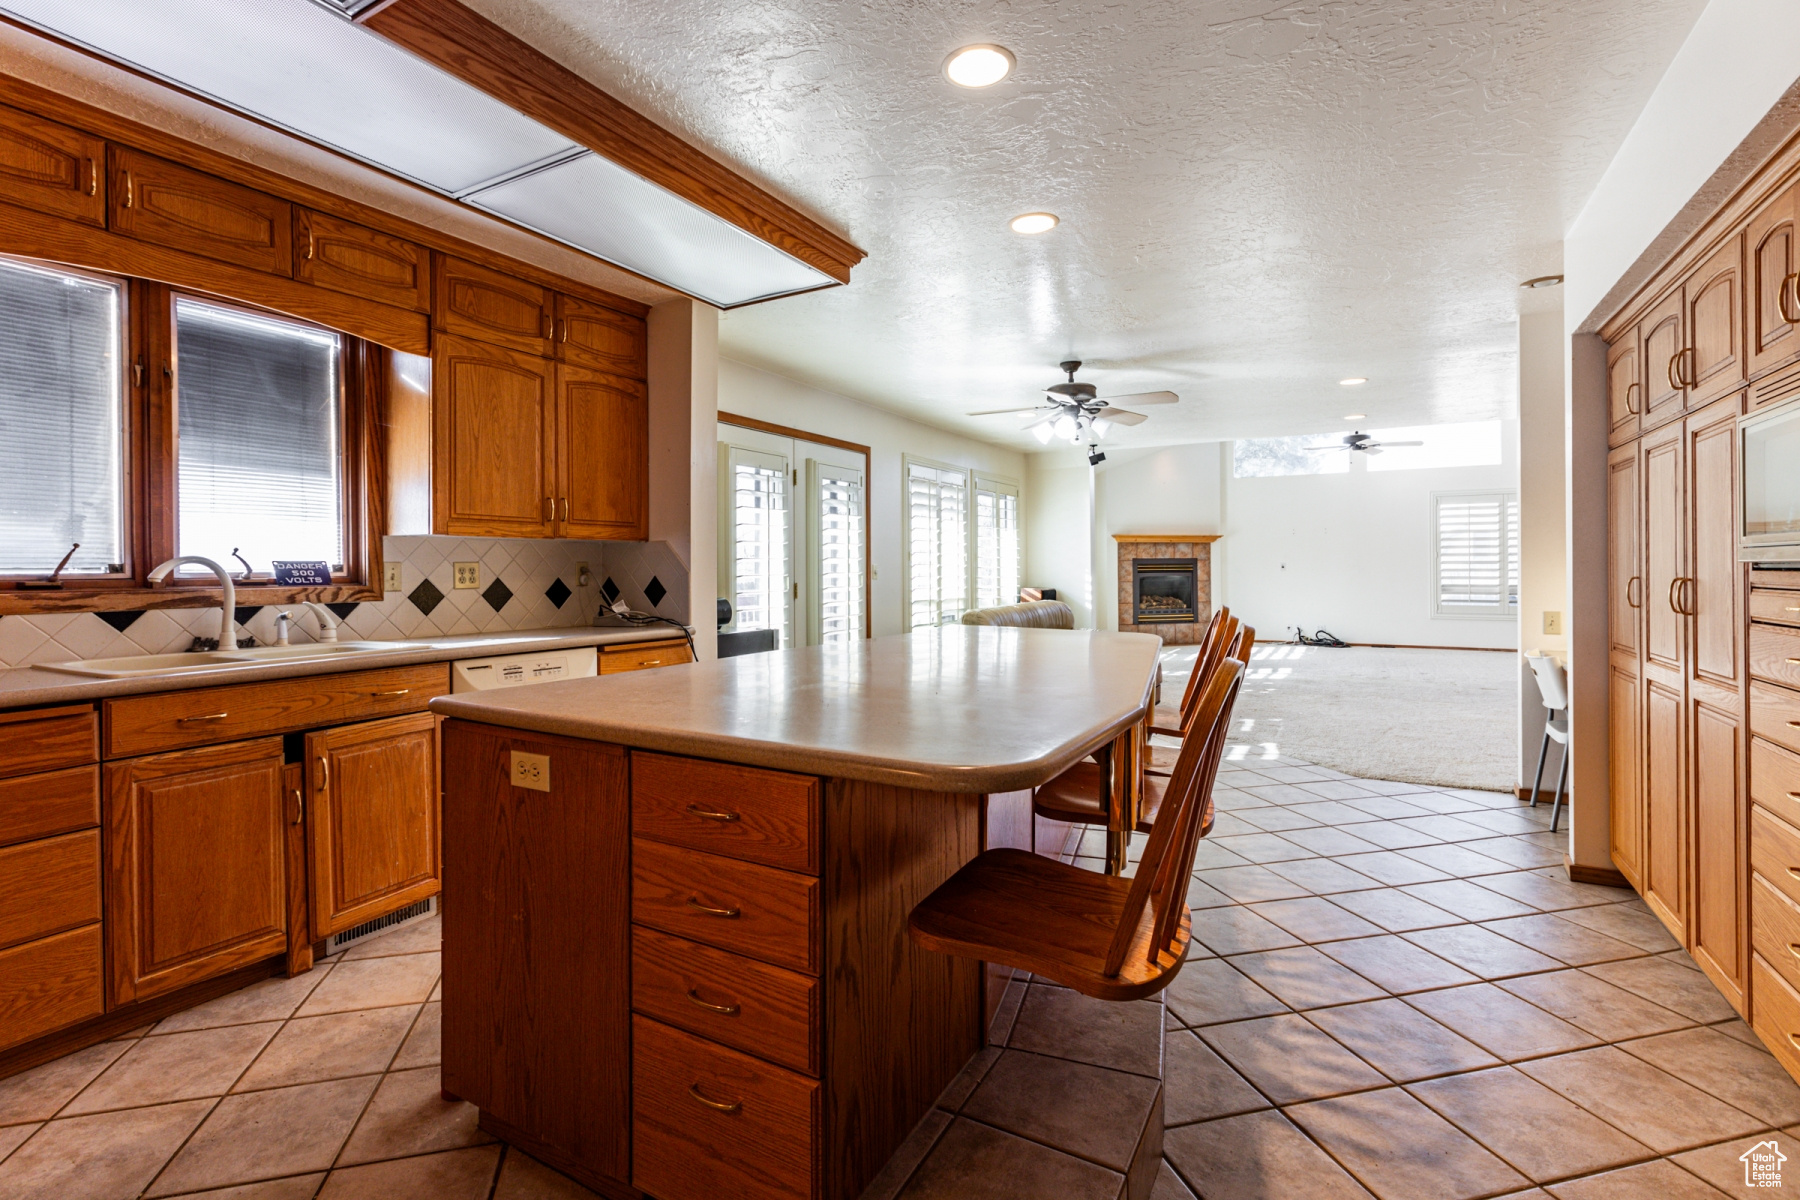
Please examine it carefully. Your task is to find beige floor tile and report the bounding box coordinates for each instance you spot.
[1478,915,1645,967]
[1395,815,1506,844]
[1006,984,1163,1075]
[391,1003,441,1071]
[1195,866,1313,904]
[1226,947,1387,1010]
[1276,827,1389,857]
[1406,1066,1653,1182]
[298,954,441,1017]
[1288,1086,1528,1200]
[1497,969,1694,1042]
[1582,958,1741,1024]
[1206,833,1316,864]
[0,1123,38,1163]
[1247,898,1384,943]
[1189,906,1304,956]
[1316,935,1480,994]
[1188,841,1252,871]
[1546,1159,1730,1199]
[65,1023,281,1114]
[1163,1109,1375,1200]
[0,1099,211,1200]
[1163,1030,1269,1125]
[962,1049,1160,1171]
[1199,1014,1387,1105]
[1261,857,1383,895]
[1618,1027,1800,1127]
[858,1110,953,1200]
[1401,925,1564,978]
[894,1117,1123,1200]
[1151,1159,1198,1200]
[1326,889,1462,933]
[1183,876,1237,909]
[1399,880,1539,922]
[1281,801,1383,827]
[335,1066,491,1166]
[1462,837,1566,869]
[1404,984,1599,1061]
[1234,805,1324,832]
[1341,797,1435,821]
[234,1006,419,1093]
[1394,843,1514,878]
[493,1148,608,1199]
[338,916,442,961]
[319,1144,500,1199]
[1340,821,1446,851]
[1516,1047,1765,1154]
[1306,999,1499,1083]
[1669,1131,1792,1195]
[153,970,333,1036]
[428,978,441,1004]
[147,1075,380,1196]
[1551,903,1683,952]
[159,1174,327,1198]
[1162,958,1289,1027]
[1472,871,1621,912]
[1711,1018,1764,1047]
[0,1039,128,1123]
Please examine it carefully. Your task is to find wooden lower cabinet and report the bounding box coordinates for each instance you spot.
[1690,691,1746,1005]
[0,926,104,1052]
[1642,679,1686,940]
[599,638,694,675]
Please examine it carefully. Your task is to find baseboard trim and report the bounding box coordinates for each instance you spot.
[1565,856,1631,890]
[1278,642,1517,653]
[1515,787,1563,805]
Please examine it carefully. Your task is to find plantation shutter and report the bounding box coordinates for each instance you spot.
[974,478,1020,610]
[813,461,864,643]
[908,462,968,628]
[1434,491,1520,617]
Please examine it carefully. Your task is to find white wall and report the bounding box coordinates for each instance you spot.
[1518,305,1568,789]
[717,358,1027,638]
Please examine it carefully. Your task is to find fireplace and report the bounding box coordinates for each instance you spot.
[1132,559,1199,625]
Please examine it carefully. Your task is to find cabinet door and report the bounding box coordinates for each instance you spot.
[1688,398,1743,688]
[1747,182,1800,381]
[557,365,648,540]
[109,147,292,275]
[305,713,440,937]
[295,209,430,312]
[433,333,556,538]
[1643,678,1686,941]
[1610,656,1643,889]
[1641,289,1686,426]
[1642,424,1686,675]
[1684,236,1745,407]
[556,294,647,377]
[1690,695,1744,1009]
[0,102,103,226]
[1608,443,1642,658]
[106,738,288,1004]
[436,254,552,355]
[1608,335,1641,444]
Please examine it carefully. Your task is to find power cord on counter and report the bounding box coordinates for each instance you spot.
[603,601,697,663]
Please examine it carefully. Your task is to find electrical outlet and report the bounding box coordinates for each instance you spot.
[576,560,590,586]
[383,561,401,593]
[1543,611,1563,635]
[454,562,480,589]
[509,751,550,792]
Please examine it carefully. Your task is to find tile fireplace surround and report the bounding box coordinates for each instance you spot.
[1116,535,1220,645]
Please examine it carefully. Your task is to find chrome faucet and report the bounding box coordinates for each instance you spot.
[300,602,340,642]
[275,611,292,646]
[146,556,238,650]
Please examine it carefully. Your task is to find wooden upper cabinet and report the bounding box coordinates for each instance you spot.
[295,209,429,312]
[1608,334,1641,444]
[1640,288,1687,426]
[433,333,555,538]
[1608,443,1641,657]
[1748,181,1800,381]
[556,294,648,377]
[1642,422,1686,674]
[1683,235,1745,407]
[435,254,552,355]
[1688,398,1743,687]
[558,366,649,540]
[0,103,103,226]
[108,147,292,276]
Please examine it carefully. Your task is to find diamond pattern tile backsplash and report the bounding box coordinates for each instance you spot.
[0,537,691,670]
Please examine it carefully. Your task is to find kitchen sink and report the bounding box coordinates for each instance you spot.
[39,641,416,678]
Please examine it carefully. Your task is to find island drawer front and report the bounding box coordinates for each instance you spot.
[632,752,819,874]
[0,705,97,779]
[1753,804,1800,910]
[104,664,450,757]
[1753,953,1800,1083]
[0,766,99,848]
[632,1014,819,1200]
[632,839,819,975]
[1754,872,1800,996]
[600,638,694,674]
[0,829,101,951]
[0,924,103,1052]
[1753,588,1800,628]
[1753,623,1800,690]
[1754,737,1800,833]
[1757,681,1800,758]
[632,926,819,1076]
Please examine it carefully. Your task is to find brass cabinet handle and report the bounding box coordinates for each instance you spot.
[685,896,741,919]
[688,1082,741,1113]
[686,988,740,1016]
[1789,720,1800,728]
[1626,575,1641,608]
[540,313,552,339]
[543,495,554,521]
[122,169,133,208]
[1669,578,1683,613]
[1787,657,1800,665]
[290,788,304,826]
[304,227,315,260]
[1626,382,1641,415]
[1782,273,1800,324]
[1668,350,1683,391]
[641,660,663,666]
[369,689,411,698]
[686,804,740,823]
[85,158,98,197]
[317,755,330,792]
[560,497,569,522]
[177,712,229,724]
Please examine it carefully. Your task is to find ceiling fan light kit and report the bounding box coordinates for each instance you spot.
[966,358,1179,447]
[1303,430,1425,454]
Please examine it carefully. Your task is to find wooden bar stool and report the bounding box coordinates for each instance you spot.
[909,658,1245,1000]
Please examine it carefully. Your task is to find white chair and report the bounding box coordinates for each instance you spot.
[1525,654,1570,834]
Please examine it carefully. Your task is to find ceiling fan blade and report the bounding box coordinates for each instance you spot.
[1379,440,1424,447]
[1104,390,1178,407]
[1301,445,1344,451]
[1361,446,1384,455]
[1095,406,1148,426]
[965,405,1052,417]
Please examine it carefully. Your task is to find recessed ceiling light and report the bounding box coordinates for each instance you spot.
[1010,212,1058,235]
[944,44,1015,88]
[1521,275,1564,289]
[1344,413,1366,420]
[1339,377,1367,386]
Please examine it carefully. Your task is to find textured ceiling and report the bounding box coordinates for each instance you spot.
[465,0,1704,447]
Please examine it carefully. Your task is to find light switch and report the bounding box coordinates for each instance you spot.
[510,751,550,792]
[454,562,480,589]
[384,562,402,593]
[1542,611,1563,635]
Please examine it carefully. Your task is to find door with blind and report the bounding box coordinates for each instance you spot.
[1431,491,1519,618]
[720,443,792,647]
[973,476,1021,612]
[907,459,969,628]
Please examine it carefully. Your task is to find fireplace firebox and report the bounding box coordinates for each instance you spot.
[1131,558,1199,625]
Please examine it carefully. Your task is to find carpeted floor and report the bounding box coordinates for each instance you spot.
[1161,643,1517,792]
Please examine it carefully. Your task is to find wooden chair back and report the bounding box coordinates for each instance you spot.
[1179,613,1239,727]
[1173,607,1228,718]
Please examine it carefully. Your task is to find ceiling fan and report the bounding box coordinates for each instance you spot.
[966,361,1178,461]
[1302,430,1422,456]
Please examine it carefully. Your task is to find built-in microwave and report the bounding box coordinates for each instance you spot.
[1741,394,1800,561]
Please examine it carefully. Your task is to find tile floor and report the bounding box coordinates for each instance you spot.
[2,754,1796,1199]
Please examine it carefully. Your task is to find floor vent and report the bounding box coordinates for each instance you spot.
[325,895,436,957]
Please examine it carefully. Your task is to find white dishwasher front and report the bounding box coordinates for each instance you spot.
[450,647,598,692]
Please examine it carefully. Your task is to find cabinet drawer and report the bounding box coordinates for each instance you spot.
[632,927,819,1076]
[0,829,100,950]
[110,147,292,275]
[633,840,819,975]
[1752,681,1800,758]
[1754,872,1800,997]
[104,663,449,757]
[295,208,429,311]
[1753,953,1800,1085]
[633,752,819,874]
[435,254,551,355]
[1754,736,1800,832]
[600,639,693,674]
[0,102,103,226]
[0,766,99,847]
[0,924,103,1052]
[1752,804,1800,909]
[1752,622,1800,689]
[1752,589,1800,629]
[0,704,97,778]
[632,1014,819,1200]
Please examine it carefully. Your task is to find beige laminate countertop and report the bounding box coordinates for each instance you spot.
[0,625,684,709]
[430,625,1164,792]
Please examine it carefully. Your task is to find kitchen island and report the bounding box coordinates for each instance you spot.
[429,625,1163,1200]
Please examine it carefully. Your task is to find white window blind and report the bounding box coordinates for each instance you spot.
[907,461,968,629]
[175,299,342,575]
[974,478,1020,610]
[1433,491,1520,617]
[0,256,124,575]
[812,461,863,644]
[729,448,790,645]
